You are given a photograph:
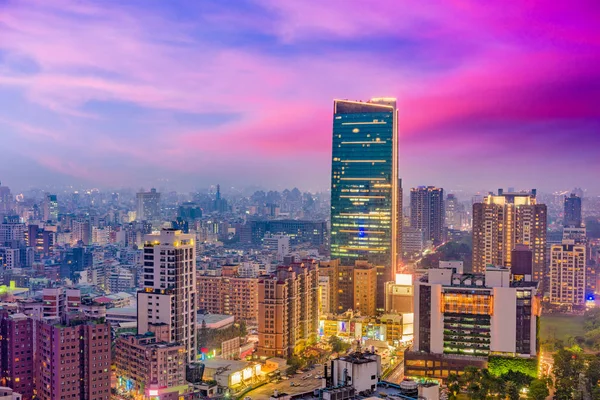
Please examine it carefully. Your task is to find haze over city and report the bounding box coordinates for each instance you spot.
[1,0,599,193]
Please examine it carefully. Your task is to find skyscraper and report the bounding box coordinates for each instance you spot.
[42,194,58,222]
[410,186,445,245]
[136,188,161,222]
[138,229,197,362]
[564,193,582,227]
[445,194,459,229]
[330,98,399,310]
[472,189,547,284]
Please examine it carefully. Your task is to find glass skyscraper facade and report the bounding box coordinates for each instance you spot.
[330,98,399,310]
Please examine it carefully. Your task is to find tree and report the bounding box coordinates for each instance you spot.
[505,381,520,400]
[447,373,461,400]
[527,379,549,400]
[286,355,303,375]
[328,336,349,354]
[552,347,585,399]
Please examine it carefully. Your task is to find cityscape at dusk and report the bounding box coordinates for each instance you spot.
[1,1,600,400]
[1,0,600,192]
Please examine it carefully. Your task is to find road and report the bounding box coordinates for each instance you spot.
[385,361,405,384]
[245,369,324,400]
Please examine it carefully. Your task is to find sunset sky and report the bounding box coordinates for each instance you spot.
[1,0,599,194]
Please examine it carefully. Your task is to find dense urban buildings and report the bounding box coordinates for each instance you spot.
[330,98,400,311]
[410,186,445,245]
[197,272,259,324]
[137,229,197,363]
[472,189,547,286]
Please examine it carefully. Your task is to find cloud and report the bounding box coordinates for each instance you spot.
[0,0,599,192]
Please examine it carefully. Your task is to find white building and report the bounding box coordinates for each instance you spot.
[137,229,197,362]
[0,387,22,400]
[330,351,381,394]
[550,240,586,306]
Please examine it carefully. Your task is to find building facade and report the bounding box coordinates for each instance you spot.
[196,274,259,324]
[407,264,540,379]
[330,98,400,311]
[472,189,547,285]
[114,333,187,400]
[35,316,111,400]
[0,312,34,400]
[564,193,582,228]
[410,186,445,245]
[257,260,319,358]
[136,189,161,222]
[138,229,197,363]
[549,241,586,306]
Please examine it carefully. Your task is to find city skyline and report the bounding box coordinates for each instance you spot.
[1,1,600,193]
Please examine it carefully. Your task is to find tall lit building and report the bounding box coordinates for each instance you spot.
[257,260,319,358]
[330,98,399,311]
[472,189,547,285]
[138,229,197,363]
[564,193,582,228]
[136,188,161,222]
[444,194,460,229]
[549,240,586,306]
[410,186,445,245]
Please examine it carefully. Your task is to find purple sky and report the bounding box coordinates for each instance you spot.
[1,0,599,194]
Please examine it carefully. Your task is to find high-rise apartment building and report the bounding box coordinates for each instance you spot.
[257,260,319,358]
[35,316,111,400]
[197,273,259,324]
[406,264,540,379]
[472,189,547,284]
[410,186,445,245]
[138,229,197,362]
[136,188,161,222]
[549,240,586,306]
[0,311,34,400]
[115,333,187,399]
[564,193,582,228]
[330,98,400,311]
[0,216,25,247]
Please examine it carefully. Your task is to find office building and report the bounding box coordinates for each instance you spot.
[0,216,25,247]
[257,260,319,358]
[330,98,400,311]
[196,274,259,324]
[472,189,547,284]
[0,311,34,400]
[319,312,413,346]
[136,188,161,222]
[35,316,111,400]
[406,264,540,380]
[114,333,187,400]
[549,240,586,306]
[410,186,445,245]
[138,229,197,362]
[564,193,582,228]
[243,220,327,246]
